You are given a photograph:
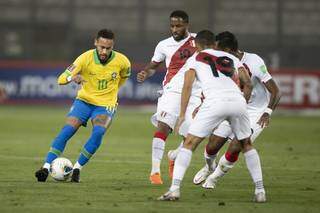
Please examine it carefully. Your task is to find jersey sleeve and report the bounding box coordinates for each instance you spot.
[253,56,272,83]
[57,53,85,85]
[119,55,131,87]
[151,42,165,63]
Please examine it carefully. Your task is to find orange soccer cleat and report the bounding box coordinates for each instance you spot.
[168,159,175,179]
[149,173,163,185]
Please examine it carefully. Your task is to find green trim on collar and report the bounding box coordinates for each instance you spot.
[93,49,115,65]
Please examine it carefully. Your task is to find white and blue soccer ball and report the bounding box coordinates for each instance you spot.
[50,157,73,181]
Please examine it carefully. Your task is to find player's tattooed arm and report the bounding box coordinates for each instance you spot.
[238,67,253,102]
[264,79,281,110]
[257,79,281,128]
[137,61,161,83]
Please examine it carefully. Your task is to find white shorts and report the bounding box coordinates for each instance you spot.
[151,92,202,137]
[188,96,251,140]
[213,110,265,142]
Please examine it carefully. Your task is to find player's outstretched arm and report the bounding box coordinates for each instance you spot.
[136,61,161,83]
[238,67,253,102]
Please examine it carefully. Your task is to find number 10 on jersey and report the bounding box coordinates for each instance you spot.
[98,79,107,90]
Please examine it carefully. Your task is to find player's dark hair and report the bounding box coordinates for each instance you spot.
[97,29,114,40]
[170,10,189,23]
[215,31,238,51]
[195,30,215,46]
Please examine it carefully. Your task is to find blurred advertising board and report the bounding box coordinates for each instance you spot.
[0,61,319,109]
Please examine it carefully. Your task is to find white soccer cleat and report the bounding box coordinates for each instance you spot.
[193,166,213,185]
[202,175,217,189]
[253,192,267,203]
[157,189,180,201]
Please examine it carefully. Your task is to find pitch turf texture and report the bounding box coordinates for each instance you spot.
[0,106,319,213]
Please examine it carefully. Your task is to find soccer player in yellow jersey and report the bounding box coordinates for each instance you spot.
[35,29,131,182]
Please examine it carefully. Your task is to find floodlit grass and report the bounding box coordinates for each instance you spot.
[0,105,319,213]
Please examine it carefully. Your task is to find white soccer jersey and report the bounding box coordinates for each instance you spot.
[241,52,272,112]
[189,49,243,100]
[163,54,202,97]
[151,33,197,86]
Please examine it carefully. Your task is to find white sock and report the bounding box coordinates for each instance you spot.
[204,149,218,171]
[43,163,50,170]
[209,154,235,181]
[244,149,265,194]
[73,161,83,170]
[169,148,192,191]
[151,137,165,174]
[168,140,184,160]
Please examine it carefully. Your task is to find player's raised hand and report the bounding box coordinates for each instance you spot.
[137,70,148,83]
[174,115,185,134]
[257,113,270,128]
[72,74,86,85]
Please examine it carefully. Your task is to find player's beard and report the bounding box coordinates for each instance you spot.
[172,31,187,41]
[98,54,108,64]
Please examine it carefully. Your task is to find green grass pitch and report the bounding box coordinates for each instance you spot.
[0,105,319,213]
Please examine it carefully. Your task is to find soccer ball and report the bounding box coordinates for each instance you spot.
[50,157,73,181]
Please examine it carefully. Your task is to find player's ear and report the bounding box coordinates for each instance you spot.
[94,39,98,47]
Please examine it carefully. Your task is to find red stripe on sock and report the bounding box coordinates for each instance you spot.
[225,151,239,162]
[154,131,168,141]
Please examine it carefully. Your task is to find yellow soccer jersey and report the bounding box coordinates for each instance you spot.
[58,49,131,107]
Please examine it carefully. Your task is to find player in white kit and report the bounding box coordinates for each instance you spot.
[136,10,197,184]
[193,31,281,203]
[158,30,253,201]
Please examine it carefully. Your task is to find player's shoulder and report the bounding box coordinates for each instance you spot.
[190,33,197,38]
[77,49,94,59]
[113,50,131,65]
[243,52,265,65]
[157,36,175,46]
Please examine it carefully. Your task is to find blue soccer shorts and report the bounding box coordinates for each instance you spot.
[67,99,116,126]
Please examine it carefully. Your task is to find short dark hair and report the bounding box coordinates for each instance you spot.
[170,10,189,23]
[195,30,215,46]
[215,31,238,51]
[97,29,114,40]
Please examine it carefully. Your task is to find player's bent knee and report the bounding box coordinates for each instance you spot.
[157,121,172,135]
[66,117,82,129]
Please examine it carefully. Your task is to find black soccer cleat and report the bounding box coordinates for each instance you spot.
[35,168,49,182]
[71,168,80,183]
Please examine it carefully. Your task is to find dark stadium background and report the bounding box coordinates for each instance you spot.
[0,0,319,110]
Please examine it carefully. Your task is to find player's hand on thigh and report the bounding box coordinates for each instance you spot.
[257,113,270,128]
[174,116,185,134]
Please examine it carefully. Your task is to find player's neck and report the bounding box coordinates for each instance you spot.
[236,50,244,60]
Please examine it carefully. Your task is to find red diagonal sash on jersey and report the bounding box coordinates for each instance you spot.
[163,37,197,86]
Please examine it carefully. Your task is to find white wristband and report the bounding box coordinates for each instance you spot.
[66,76,72,82]
[264,107,273,115]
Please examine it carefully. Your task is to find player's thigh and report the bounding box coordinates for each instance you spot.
[179,96,202,137]
[152,92,181,129]
[249,111,265,142]
[67,99,92,127]
[213,120,233,139]
[188,101,226,138]
[91,106,115,129]
[228,101,251,141]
